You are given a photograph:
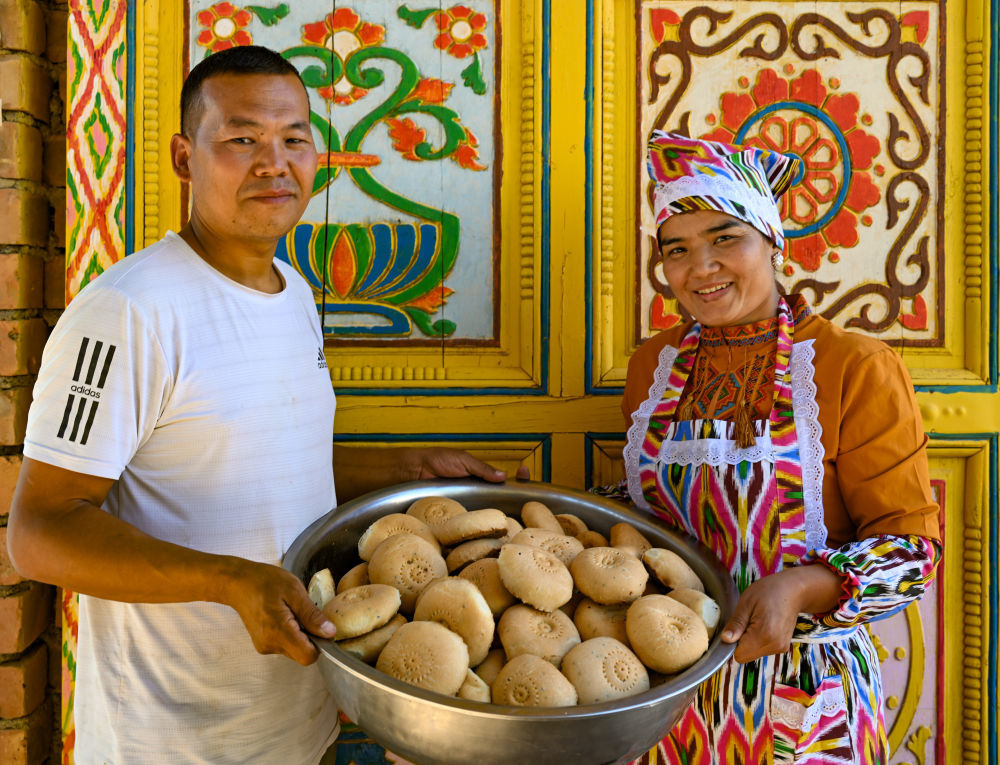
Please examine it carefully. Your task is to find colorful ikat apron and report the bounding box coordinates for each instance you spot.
[624,299,888,765]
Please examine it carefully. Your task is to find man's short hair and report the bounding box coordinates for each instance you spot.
[180,45,307,135]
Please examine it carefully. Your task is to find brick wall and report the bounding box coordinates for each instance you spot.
[0,1,68,762]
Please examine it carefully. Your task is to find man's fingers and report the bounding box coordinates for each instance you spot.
[461,455,506,482]
[514,465,531,480]
[288,583,336,639]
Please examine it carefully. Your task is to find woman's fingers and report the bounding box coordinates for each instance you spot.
[723,574,800,663]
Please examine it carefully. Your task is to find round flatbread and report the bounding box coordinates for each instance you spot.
[497,604,581,668]
[609,522,652,559]
[458,557,516,617]
[510,527,584,567]
[520,501,564,534]
[323,584,401,640]
[413,577,495,666]
[376,621,469,695]
[642,548,705,592]
[436,508,509,547]
[406,496,468,532]
[570,547,649,605]
[573,598,630,645]
[562,637,650,705]
[497,544,574,612]
[337,614,407,664]
[445,538,503,573]
[491,654,578,707]
[358,513,440,561]
[626,595,708,674]
[368,532,448,614]
[336,562,369,593]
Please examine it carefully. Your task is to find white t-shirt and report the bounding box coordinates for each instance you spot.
[24,232,339,764]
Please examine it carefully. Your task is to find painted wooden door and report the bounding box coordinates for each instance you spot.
[63,0,997,761]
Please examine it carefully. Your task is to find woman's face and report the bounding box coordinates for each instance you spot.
[656,209,780,327]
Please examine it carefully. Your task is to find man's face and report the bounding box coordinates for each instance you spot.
[171,72,318,245]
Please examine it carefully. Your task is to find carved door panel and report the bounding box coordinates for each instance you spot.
[63,0,996,761]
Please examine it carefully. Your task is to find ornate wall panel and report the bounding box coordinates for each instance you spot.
[132,0,546,392]
[65,2,129,301]
[590,0,992,390]
[62,4,130,755]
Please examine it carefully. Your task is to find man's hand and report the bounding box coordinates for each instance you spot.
[222,559,336,666]
[402,446,531,483]
[332,444,530,503]
[720,564,843,663]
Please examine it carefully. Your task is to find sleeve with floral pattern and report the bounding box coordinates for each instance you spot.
[792,534,941,639]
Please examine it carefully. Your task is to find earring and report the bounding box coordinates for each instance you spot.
[771,251,784,271]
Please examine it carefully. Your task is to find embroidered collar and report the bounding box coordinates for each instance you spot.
[698,293,810,348]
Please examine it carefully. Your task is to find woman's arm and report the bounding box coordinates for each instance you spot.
[720,533,939,662]
[795,533,941,633]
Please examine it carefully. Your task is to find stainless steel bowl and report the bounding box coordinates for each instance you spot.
[283,479,737,765]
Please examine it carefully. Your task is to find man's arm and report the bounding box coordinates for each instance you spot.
[332,445,529,504]
[7,457,334,665]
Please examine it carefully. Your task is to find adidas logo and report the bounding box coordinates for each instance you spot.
[58,336,117,446]
[317,347,328,369]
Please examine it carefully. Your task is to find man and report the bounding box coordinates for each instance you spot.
[7,46,518,764]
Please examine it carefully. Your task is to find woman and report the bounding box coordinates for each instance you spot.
[622,132,940,763]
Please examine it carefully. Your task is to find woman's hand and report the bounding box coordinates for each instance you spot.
[720,564,843,663]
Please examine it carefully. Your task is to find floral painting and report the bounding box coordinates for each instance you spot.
[189,2,499,342]
[639,2,942,346]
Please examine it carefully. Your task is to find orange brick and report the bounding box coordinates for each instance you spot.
[0,0,46,56]
[0,319,47,375]
[0,641,47,717]
[0,703,51,765]
[0,251,44,309]
[0,454,22,514]
[0,527,25,585]
[0,188,49,247]
[44,7,67,63]
[0,54,51,121]
[41,134,64,186]
[0,386,32,445]
[0,583,52,654]
[42,255,64,310]
[0,122,42,181]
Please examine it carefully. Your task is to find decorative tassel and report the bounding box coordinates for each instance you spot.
[734,400,756,449]
[676,394,695,423]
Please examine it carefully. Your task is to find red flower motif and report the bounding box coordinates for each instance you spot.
[407,77,455,105]
[453,128,487,171]
[302,7,386,105]
[406,286,454,313]
[433,5,488,59]
[702,67,882,272]
[386,118,427,161]
[196,2,252,53]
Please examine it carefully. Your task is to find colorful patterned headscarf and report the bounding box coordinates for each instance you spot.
[647,131,800,250]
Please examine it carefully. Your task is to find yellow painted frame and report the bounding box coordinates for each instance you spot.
[590,0,994,389]
[133,1,546,391]
[928,437,992,765]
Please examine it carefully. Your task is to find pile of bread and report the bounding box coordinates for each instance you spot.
[306,496,720,708]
